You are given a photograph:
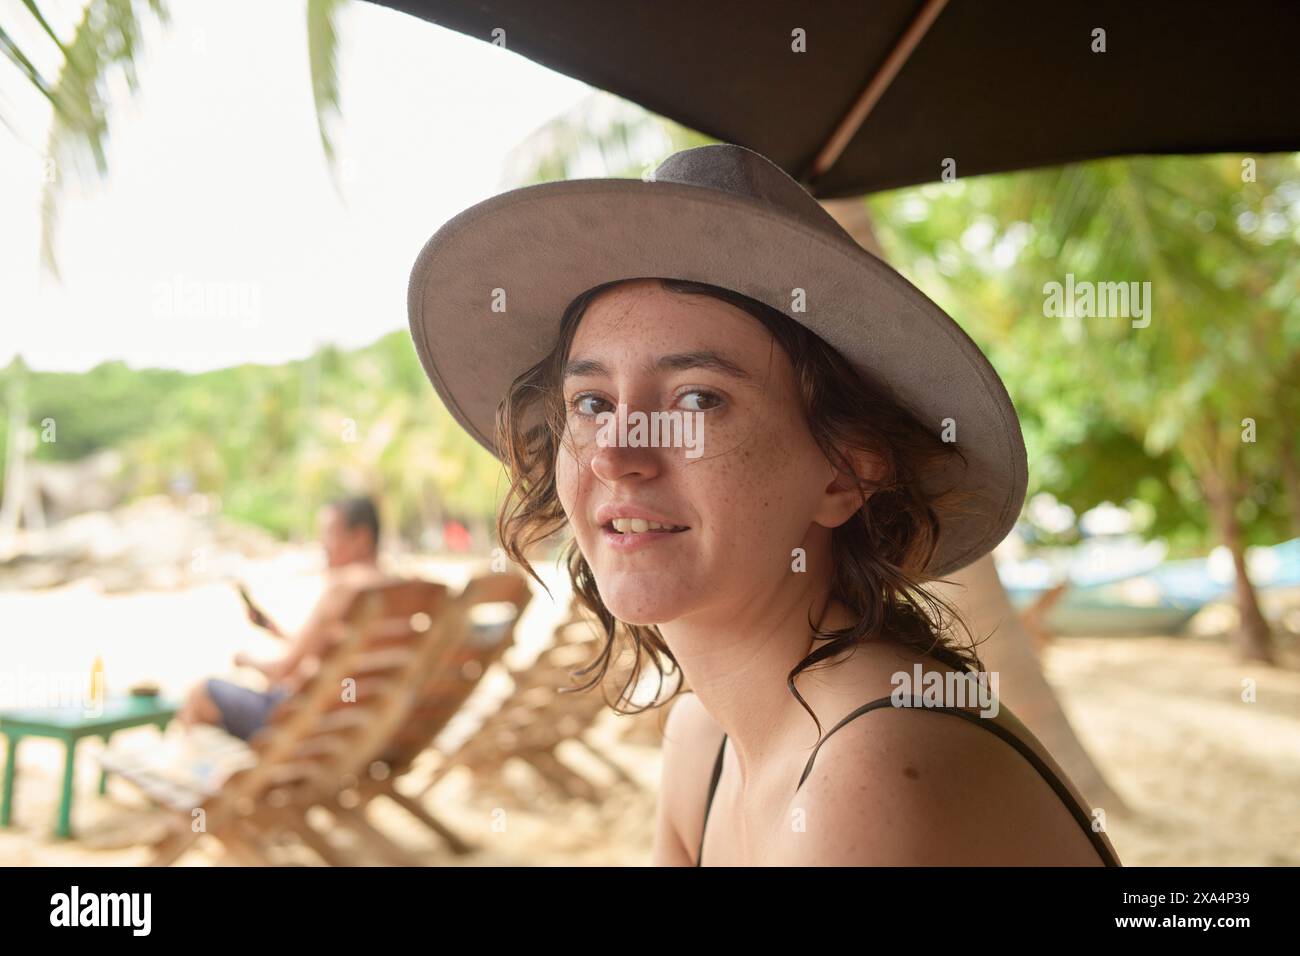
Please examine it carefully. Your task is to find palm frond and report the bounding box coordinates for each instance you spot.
[307,0,348,195]
[14,0,170,278]
[501,89,714,188]
[20,0,70,56]
[0,23,58,104]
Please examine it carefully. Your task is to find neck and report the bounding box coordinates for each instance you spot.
[660,572,851,788]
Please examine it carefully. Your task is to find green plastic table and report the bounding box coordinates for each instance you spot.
[0,695,178,839]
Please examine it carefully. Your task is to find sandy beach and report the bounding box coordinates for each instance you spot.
[1,557,1297,866]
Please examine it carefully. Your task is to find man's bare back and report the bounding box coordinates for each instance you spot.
[276,561,394,694]
[180,496,394,740]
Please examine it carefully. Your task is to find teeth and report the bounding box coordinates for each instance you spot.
[610,518,684,534]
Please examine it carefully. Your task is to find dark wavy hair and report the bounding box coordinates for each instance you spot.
[495,277,984,738]
[327,494,380,551]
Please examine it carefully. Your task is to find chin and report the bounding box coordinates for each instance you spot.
[603,605,677,627]
[593,575,694,626]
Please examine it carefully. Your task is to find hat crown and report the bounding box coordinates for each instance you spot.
[653,144,842,237]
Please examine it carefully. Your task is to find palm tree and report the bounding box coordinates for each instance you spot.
[873,156,1300,663]
[0,0,349,278]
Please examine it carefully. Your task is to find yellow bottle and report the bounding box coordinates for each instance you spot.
[89,655,105,706]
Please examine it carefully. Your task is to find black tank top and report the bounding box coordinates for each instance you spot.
[695,694,1122,866]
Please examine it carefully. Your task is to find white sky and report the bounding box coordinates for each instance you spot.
[0,0,591,372]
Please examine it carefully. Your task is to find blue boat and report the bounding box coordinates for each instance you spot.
[998,536,1300,637]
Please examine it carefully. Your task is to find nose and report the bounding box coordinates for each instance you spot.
[583,398,667,481]
[588,439,665,483]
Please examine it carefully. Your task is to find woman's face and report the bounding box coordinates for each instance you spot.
[555,279,848,626]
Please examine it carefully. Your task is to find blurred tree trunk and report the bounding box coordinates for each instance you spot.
[1200,472,1276,664]
[1191,419,1276,663]
[0,385,30,554]
[931,554,1128,814]
[1280,436,1300,539]
[821,197,1128,815]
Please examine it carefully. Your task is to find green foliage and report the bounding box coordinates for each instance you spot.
[3,0,347,277]
[0,0,173,279]
[0,332,506,543]
[868,153,1300,553]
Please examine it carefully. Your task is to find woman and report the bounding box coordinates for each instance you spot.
[407,143,1121,866]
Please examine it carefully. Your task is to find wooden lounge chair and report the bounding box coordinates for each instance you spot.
[293,571,534,862]
[416,598,635,805]
[144,578,453,864]
[105,572,530,865]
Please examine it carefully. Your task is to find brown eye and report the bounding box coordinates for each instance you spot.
[569,393,609,416]
[678,389,723,412]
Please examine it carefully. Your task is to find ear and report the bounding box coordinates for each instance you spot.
[813,445,886,530]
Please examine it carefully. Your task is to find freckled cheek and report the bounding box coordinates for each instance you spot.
[555,446,584,526]
[696,426,805,555]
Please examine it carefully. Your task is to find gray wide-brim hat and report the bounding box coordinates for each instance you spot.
[408,143,1026,577]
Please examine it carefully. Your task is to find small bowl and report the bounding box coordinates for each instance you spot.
[129,683,160,698]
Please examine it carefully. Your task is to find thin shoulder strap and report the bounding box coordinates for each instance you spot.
[796,696,897,790]
[696,734,727,866]
[795,695,1121,867]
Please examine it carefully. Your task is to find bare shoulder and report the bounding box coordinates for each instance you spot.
[329,562,392,590]
[660,691,725,799]
[788,701,1106,865]
[651,692,726,865]
[322,564,391,607]
[663,690,721,744]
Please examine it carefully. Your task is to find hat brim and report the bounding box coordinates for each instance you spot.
[408,178,1026,577]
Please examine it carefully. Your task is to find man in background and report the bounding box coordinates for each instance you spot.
[177,495,392,741]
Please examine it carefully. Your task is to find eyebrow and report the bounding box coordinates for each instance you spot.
[563,350,755,383]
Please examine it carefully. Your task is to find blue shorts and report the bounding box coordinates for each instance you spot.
[205,678,290,741]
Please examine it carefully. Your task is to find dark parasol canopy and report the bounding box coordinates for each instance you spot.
[368,0,1300,196]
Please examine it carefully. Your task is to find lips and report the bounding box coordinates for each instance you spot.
[599,523,688,552]
[593,504,691,534]
[605,517,688,534]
